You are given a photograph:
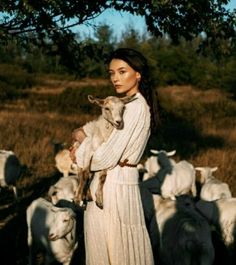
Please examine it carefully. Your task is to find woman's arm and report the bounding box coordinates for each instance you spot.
[76,98,148,171]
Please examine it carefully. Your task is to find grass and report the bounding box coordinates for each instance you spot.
[0,76,236,265]
[0,80,236,195]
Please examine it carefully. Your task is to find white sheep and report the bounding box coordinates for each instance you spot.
[141,149,196,200]
[139,150,176,181]
[149,195,215,265]
[75,94,136,209]
[0,150,22,198]
[196,166,232,201]
[26,197,78,265]
[54,142,78,178]
[48,175,79,205]
[196,197,236,248]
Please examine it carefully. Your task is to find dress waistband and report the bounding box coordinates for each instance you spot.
[118,159,137,168]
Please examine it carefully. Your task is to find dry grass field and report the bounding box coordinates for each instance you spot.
[0,76,235,264]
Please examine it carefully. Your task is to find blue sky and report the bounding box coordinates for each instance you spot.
[76,9,147,40]
[75,0,236,40]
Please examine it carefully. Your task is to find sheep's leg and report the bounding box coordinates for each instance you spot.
[191,182,197,197]
[75,167,89,206]
[95,170,107,209]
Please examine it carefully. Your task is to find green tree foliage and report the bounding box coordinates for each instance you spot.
[0,22,236,100]
[0,1,235,57]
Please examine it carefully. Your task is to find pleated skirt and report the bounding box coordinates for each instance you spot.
[84,166,154,265]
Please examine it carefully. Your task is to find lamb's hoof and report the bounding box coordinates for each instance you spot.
[95,200,103,209]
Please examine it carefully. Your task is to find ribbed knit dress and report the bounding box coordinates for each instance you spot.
[75,92,154,265]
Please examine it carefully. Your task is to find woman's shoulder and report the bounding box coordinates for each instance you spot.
[130,92,149,109]
[125,93,149,119]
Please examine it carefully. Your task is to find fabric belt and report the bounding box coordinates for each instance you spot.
[118,159,137,168]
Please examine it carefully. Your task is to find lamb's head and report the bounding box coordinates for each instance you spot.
[48,207,76,241]
[195,166,218,184]
[150,149,176,167]
[88,94,136,129]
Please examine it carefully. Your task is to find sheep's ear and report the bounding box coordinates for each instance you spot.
[195,167,203,171]
[211,167,218,172]
[150,149,158,154]
[88,95,104,106]
[167,150,176,156]
[120,94,137,104]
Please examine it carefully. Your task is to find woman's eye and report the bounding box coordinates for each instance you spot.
[120,71,125,74]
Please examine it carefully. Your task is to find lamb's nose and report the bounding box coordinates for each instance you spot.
[115,120,123,129]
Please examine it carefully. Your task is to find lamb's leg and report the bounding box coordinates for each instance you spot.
[75,167,88,206]
[95,169,107,209]
[191,181,197,197]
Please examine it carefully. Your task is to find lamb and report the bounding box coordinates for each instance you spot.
[138,150,176,181]
[54,142,78,178]
[48,175,80,205]
[196,166,232,201]
[196,197,236,248]
[141,149,196,200]
[149,195,215,265]
[0,150,22,198]
[26,197,78,265]
[75,94,136,209]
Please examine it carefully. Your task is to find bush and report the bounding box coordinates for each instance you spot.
[52,85,115,114]
[27,84,116,114]
[0,80,19,101]
[0,63,36,91]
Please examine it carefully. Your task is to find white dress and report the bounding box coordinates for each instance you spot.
[76,92,154,265]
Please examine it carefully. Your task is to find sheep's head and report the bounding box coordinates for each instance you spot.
[195,166,218,184]
[88,94,136,129]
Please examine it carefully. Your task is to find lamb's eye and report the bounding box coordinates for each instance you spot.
[105,107,110,111]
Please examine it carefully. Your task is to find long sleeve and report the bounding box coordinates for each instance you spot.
[75,93,150,171]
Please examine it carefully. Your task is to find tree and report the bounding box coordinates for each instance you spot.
[1,1,235,45]
[0,1,235,72]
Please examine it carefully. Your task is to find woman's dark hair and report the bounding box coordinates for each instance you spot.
[105,48,160,133]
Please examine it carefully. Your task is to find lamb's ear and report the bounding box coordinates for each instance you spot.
[150,149,158,155]
[88,95,104,106]
[167,150,176,157]
[211,167,218,172]
[120,94,137,104]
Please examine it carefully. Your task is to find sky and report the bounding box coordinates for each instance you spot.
[75,9,147,40]
[75,0,236,40]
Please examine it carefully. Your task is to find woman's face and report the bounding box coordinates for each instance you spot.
[108,59,141,96]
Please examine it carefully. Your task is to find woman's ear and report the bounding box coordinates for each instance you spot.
[136,72,141,81]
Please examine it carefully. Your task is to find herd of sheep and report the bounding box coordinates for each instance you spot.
[0,94,235,265]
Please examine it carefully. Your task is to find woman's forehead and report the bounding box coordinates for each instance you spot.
[109,59,133,70]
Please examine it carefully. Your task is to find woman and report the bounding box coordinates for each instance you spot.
[71,48,159,265]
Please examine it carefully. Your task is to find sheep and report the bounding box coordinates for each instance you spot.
[75,94,136,209]
[54,142,79,178]
[196,166,232,201]
[149,195,215,265]
[26,197,78,265]
[139,150,176,181]
[0,149,22,198]
[48,175,80,205]
[196,197,236,248]
[141,149,196,200]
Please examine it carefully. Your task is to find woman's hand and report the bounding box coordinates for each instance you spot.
[69,143,77,163]
[72,127,87,144]
[69,127,87,163]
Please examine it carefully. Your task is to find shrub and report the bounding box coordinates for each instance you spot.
[52,85,115,114]
[0,63,36,91]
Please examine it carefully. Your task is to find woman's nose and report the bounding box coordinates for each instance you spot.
[112,73,119,82]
